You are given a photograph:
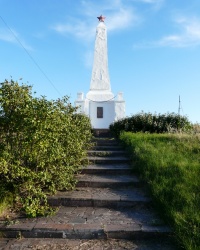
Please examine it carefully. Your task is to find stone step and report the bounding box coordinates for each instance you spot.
[47,187,151,208]
[92,129,112,138]
[87,150,127,157]
[76,174,140,188]
[81,164,132,175]
[88,156,129,164]
[92,145,124,151]
[93,139,119,146]
[0,206,172,240]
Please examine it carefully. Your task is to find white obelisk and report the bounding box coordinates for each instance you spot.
[75,15,125,129]
[86,16,114,101]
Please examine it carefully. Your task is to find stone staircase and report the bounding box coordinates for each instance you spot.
[0,133,179,249]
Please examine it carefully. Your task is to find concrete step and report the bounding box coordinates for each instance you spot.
[0,206,172,240]
[81,164,132,175]
[92,145,124,151]
[76,174,140,188]
[93,139,119,146]
[88,156,130,164]
[92,129,112,138]
[88,150,127,157]
[47,187,151,208]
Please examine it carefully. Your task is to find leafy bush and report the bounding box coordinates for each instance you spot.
[0,80,92,217]
[110,111,192,137]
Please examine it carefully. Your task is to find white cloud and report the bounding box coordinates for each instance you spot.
[138,0,163,3]
[129,0,165,9]
[52,0,139,42]
[133,16,200,49]
[107,8,138,31]
[52,20,96,41]
[158,17,200,47]
[0,28,33,51]
[0,28,16,43]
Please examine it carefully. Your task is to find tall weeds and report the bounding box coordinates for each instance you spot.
[120,132,200,250]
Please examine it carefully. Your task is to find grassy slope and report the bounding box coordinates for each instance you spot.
[120,132,200,250]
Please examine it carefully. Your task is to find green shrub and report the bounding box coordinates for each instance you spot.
[110,112,192,137]
[0,80,92,217]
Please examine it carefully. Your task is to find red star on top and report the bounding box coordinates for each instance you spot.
[97,15,106,22]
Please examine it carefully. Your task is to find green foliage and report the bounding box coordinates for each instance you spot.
[110,112,192,137]
[120,132,200,250]
[0,182,13,217]
[0,80,92,217]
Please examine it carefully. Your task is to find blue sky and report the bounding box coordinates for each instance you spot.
[0,0,200,123]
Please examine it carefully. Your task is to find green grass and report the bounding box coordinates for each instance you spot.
[120,132,200,250]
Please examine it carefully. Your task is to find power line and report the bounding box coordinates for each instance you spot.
[0,15,62,97]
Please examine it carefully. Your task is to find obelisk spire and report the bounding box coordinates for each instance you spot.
[89,16,111,91]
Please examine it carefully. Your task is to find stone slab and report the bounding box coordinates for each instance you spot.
[47,187,151,207]
[93,145,124,151]
[88,150,127,156]
[81,166,132,175]
[87,156,130,164]
[76,174,139,188]
[0,205,172,239]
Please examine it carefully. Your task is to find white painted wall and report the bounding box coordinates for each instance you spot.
[75,95,126,128]
[75,92,85,113]
[89,101,115,129]
[115,101,126,121]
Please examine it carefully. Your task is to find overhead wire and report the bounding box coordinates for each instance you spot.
[0,15,62,97]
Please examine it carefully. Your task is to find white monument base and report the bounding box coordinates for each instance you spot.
[75,92,125,129]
